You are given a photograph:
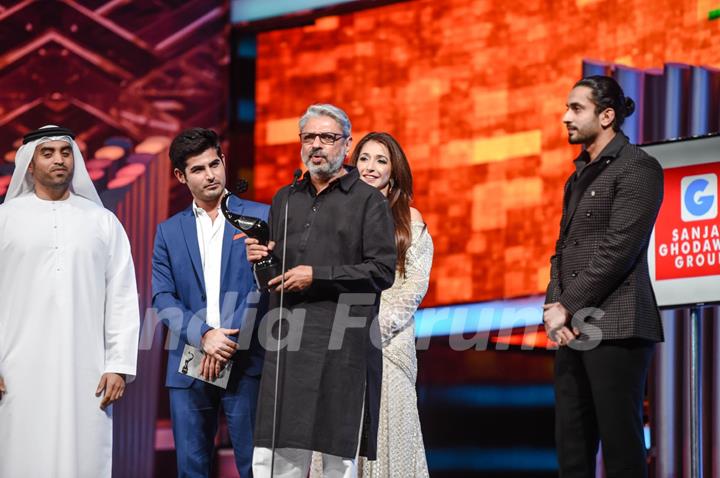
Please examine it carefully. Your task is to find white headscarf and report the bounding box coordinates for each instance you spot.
[5,125,103,206]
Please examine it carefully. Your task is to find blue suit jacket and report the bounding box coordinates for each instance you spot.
[152,195,269,388]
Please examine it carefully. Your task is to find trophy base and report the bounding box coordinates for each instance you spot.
[254,260,283,290]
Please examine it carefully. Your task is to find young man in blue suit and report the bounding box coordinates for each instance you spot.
[152,128,268,478]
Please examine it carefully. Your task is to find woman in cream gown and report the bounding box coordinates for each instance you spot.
[311,132,433,477]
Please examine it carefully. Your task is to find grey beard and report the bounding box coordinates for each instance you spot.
[303,154,344,180]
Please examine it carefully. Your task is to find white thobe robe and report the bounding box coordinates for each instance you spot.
[0,193,139,478]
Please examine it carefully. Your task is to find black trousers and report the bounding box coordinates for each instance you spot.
[554,339,655,478]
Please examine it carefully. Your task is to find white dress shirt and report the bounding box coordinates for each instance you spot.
[193,201,225,329]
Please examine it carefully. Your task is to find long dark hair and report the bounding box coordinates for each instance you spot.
[351,132,413,277]
[574,75,636,131]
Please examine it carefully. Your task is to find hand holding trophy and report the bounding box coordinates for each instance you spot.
[221,189,282,289]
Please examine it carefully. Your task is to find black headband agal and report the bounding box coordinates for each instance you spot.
[22,126,76,145]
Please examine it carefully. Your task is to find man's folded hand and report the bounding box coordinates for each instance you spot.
[201,328,239,362]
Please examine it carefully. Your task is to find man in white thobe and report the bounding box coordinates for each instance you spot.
[0,125,140,478]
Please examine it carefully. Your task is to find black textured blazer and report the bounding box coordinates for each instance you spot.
[545,132,664,342]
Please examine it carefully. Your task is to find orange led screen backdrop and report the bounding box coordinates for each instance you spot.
[253,0,720,307]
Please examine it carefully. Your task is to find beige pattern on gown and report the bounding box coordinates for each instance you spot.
[311,221,433,477]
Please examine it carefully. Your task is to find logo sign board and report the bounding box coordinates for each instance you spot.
[644,135,720,308]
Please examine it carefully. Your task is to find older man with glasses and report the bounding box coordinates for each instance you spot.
[246,104,397,478]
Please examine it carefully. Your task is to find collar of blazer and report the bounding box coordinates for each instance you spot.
[562,132,630,232]
[573,131,629,171]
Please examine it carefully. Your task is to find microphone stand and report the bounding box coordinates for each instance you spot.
[270,168,302,477]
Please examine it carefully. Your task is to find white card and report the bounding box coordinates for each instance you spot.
[178,344,233,389]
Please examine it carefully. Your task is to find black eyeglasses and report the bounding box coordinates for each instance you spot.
[299,132,347,145]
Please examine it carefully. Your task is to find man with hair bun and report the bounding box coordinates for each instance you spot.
[543,76,664,477]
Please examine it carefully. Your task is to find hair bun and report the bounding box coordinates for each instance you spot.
[624,97,635,117]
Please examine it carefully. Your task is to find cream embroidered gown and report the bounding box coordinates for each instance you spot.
[311,221,433,477]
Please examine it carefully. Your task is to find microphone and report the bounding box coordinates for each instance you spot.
[235,179,249,194]
[291,168,302,190]
[270,166,302,476]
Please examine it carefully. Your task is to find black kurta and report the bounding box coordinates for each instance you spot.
[254,166,397,459]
